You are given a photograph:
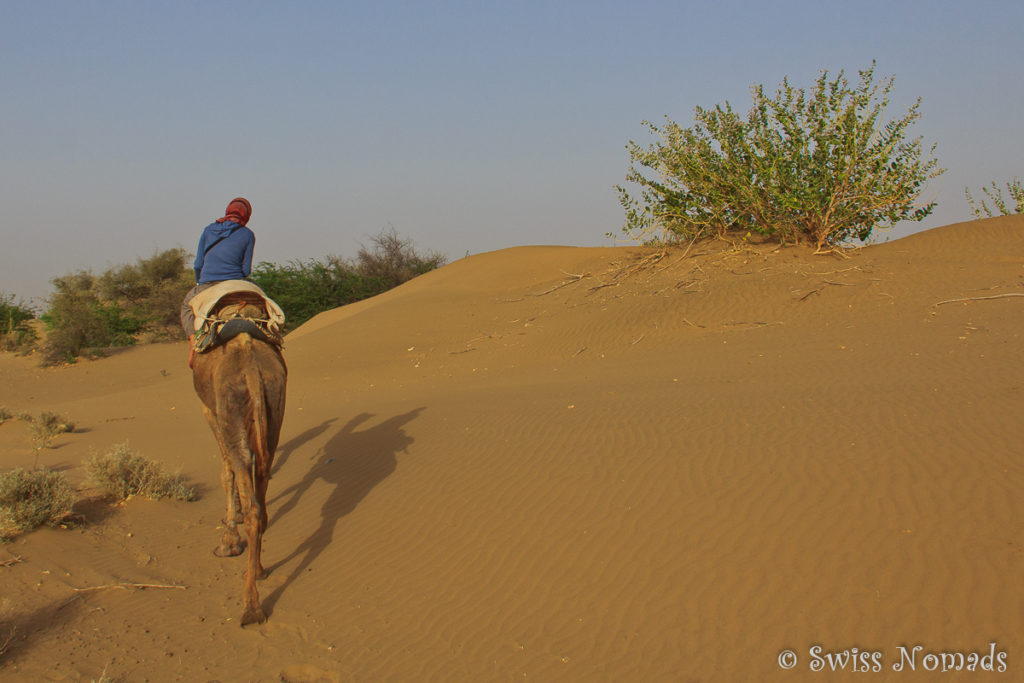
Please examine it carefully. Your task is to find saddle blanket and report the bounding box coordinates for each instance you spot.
[189,280,286,353]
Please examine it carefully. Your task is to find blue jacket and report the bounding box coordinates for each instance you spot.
[193,221,255,283]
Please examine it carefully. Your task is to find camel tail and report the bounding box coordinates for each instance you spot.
[243,344,271,479]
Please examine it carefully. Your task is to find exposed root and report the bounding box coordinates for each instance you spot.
[603,249,669,284]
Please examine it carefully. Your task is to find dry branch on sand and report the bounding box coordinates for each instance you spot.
[934,293,1024,306]
[70,582,187,593]
[530,271,589,296]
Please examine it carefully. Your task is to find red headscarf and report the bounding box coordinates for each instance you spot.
[216,197,252,225]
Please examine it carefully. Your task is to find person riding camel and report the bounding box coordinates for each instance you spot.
[181,197,256,367]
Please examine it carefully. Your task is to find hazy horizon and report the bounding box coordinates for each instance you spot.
[3,1,1022,306]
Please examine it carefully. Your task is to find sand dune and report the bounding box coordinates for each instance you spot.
[1,216,1022,681]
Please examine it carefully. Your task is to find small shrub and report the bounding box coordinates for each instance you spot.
[30,412,73,451]
[84,443,196,502]
[617,62,944,251]
[965,178,1024,218]
[0,468,76,540]
[0,408,10,425]
[38,412,74,434]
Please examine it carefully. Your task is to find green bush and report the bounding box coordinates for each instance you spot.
[252,228,446,330]
[251,257,379,331]
[0,293,37,353]
[39,250,193,363]
[616,63,944,251]
[965,178,1024,218]
[0,468,76,540]
[41,271,144,364]
[37,232,443,356]
[84,443,196,502]
[96,248,194,336]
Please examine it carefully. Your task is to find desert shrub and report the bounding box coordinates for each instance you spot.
[0,293,37,353]
[965,178,1024,218]
[40,250,193,363]
[0,408,11,425]
[617,62,944,251]
[0,468,76,540]
[84,443,196,502]
[251,228,446,330]
[96,248,194,337]
[29,412,74,451]
[354,227,447,290]
[41,272,144,364]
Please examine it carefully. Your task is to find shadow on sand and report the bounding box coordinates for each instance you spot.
[261,407,424,614]
[271,417,339,476]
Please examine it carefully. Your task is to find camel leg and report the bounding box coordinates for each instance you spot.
[254,460,271,534]
[250,459,271,583]
[203,407,245,557]
[229,449,267,626]
[251,472,269,580]
[214,460,245,557]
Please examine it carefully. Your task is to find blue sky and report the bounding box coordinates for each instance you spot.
[2,0,1022,305]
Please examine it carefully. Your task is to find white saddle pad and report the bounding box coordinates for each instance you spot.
[189,280,285,333]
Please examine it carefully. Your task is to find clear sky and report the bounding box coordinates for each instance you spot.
[2,0,1022,306]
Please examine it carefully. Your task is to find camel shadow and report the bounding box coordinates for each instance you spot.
[272,417,339,476]
[261,407,424,614]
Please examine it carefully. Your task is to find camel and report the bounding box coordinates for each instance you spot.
[192,326,287,626]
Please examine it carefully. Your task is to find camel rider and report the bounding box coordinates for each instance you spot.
[180,197,255,367]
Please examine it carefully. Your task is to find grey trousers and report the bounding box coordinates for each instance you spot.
[180,282,218,337]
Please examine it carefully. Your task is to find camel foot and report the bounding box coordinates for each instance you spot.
[213,541,246,557]
[255,565,268,580]
[240,606,266,627]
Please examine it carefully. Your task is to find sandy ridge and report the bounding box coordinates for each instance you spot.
[0,216,1021,680]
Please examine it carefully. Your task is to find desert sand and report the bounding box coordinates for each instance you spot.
[1,216,1022,681]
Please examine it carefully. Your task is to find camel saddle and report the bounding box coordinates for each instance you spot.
[190,280,285,354]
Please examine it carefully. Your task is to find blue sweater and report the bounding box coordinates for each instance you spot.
[193,221,255,283]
